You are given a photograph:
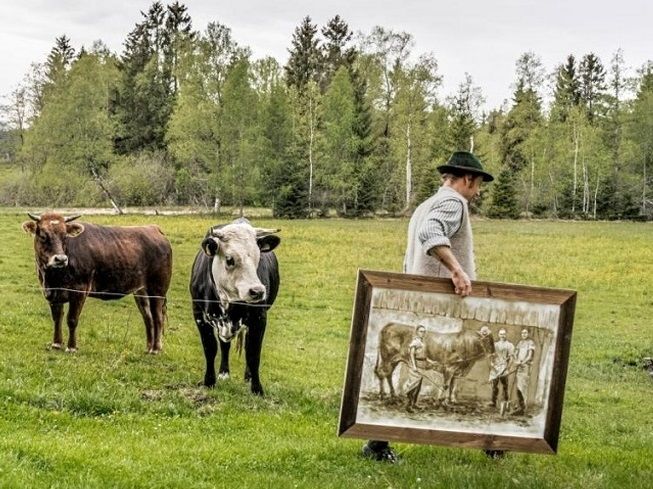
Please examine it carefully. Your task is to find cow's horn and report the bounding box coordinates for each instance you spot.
[27,212,41,222]
[255,228,281,238]
[64,214,82,223]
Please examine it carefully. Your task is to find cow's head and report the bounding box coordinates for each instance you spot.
[201,221,280,305]
[477,326,496,356]
[22,212,85,269]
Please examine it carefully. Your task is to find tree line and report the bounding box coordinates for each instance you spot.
[0,1,651,219]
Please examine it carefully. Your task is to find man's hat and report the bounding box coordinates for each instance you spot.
[437,151,494,182]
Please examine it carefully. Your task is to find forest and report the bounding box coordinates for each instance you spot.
[0,1,651,219]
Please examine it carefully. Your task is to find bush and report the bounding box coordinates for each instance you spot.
[107,153,175,206]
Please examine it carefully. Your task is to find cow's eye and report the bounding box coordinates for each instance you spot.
[225,256,235,268]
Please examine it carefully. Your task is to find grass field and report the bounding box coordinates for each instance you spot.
[0,213,651,488]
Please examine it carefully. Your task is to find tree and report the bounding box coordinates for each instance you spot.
[551,55,581,122]
[21,48,121,207]
[626,61,653,215]
[115,2,195,153]
[446,73,484,152]
[166,43,220,206]
[285,16,322,91]
[320,66,358,213]
[163,1,193,94]
[220,57,260,216]
[487,167,520,218]
[43,35,75,97]
[578,53,607,123]
[321,15,356,89]
[391,54,441,210]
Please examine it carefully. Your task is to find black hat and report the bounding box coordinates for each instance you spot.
[437,151,494,182]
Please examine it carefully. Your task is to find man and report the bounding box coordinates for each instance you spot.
[489,328,514,409]
[362,151,494,462]
[512,329,536,415]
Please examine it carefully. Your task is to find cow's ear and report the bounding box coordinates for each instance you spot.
[257,235,280,253]
[66,223,85,237]
[202,237,220,256]
[22,221,36,235]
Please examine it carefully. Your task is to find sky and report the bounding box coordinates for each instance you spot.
[1,0,652,111]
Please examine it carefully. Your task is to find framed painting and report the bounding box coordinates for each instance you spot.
[338,270,577,454]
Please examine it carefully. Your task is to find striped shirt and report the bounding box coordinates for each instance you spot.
[417,198,464,252]
[404,186,475,278]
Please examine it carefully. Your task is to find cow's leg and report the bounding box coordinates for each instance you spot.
[148,296,166,354]
[378,375,386,398]
[218,339,231,380]
[244,320,266,396]
[49,302,64,349]
[134,293,155,353]
[450,379,458,404]
[194,307,218,387]
[65,295,86,352]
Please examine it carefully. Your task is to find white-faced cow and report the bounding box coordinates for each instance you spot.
[375,322,495,404]
[190,218,280,395]
[22,212,172,354]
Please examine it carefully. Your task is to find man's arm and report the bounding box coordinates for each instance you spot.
[417,198,471,296]
[429,246,472,296]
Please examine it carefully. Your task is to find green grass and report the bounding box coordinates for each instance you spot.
[1,214,651,488]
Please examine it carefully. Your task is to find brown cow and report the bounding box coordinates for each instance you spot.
[22,212,172,353]
[374,322,495,404]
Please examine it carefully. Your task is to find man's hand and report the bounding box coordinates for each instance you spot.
[430,245,473,296]
[451,268,472,296]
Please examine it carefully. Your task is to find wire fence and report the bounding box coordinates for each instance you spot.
[0,283,272,309]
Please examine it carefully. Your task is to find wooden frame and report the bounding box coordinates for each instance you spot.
[338,270,576,454]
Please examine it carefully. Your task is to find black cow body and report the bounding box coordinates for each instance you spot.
[190,224,280,395]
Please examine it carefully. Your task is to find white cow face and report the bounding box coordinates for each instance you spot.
[201,223,280,305]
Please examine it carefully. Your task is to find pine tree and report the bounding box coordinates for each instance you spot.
[487,167,520,218]
[321,15,356,89]
[551,55,581,122]
[446,73,483,152]
[163,1,193,95]
[579,53,607,124]
[285,16,322,91]
[42,35,76,103]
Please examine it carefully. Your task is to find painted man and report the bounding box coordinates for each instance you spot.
[362,151,494,462]
[489,328,514,409]
[512,328,536,415]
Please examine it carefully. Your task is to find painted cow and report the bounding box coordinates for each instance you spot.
[375,322,495,403]
[190,218,280,395]
[22,212,172,353]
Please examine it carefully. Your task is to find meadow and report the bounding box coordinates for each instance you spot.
[0,212,651,488]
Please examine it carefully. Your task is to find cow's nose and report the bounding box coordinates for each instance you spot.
[50,255,68,268]
[249,287,265,301]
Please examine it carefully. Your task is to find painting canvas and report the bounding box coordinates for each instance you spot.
[339,270,576,454]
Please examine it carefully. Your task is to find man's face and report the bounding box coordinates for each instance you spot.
[417,326,426,337]
[461,175,484,201]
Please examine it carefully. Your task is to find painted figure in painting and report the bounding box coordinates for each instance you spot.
[489,328,514,409]
[405,325,427,412]
[512,329,536,415]
[363,151,494,462]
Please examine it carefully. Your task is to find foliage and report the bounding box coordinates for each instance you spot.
[1,5,652,220]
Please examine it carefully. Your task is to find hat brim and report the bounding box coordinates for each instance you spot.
[437,164,494,182]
